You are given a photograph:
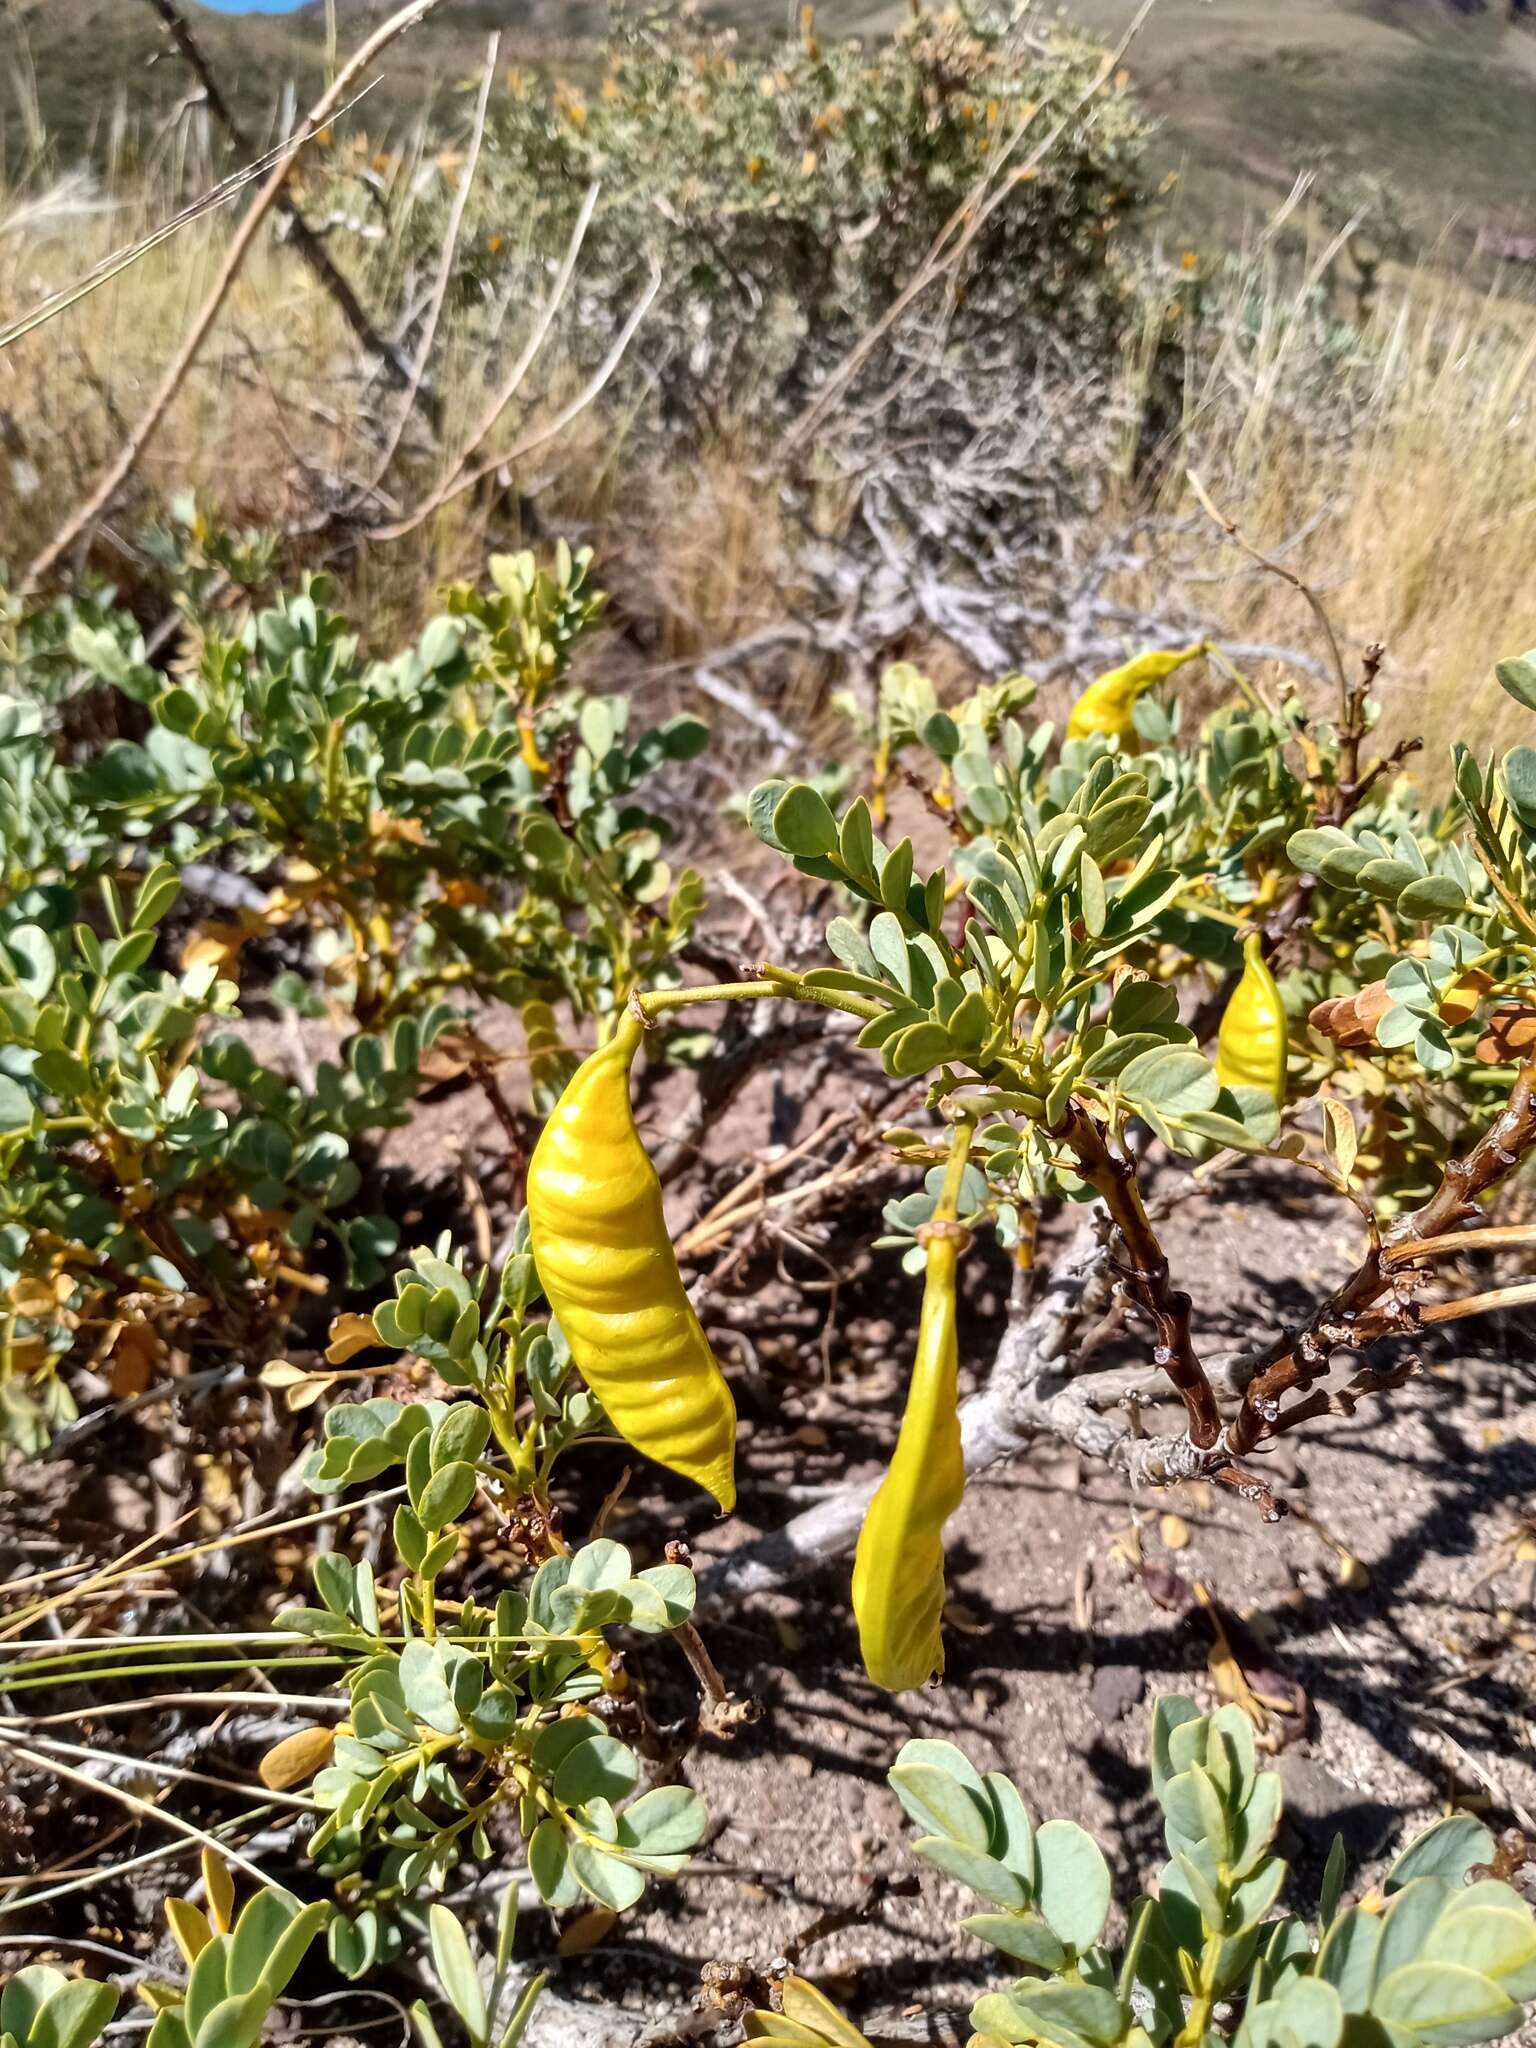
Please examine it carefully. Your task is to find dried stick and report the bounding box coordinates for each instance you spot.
[1186,468,1348,700]
[352,30,501,503]
[1383,1223,1536,1265]
[24,0,455,591]
[140,0,425,404]
[374,237,659,544]
[1416,1281,1536,1326]
[370,180,602,541]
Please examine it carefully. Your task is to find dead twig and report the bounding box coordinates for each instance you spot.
[25,0,457,590]
[351,29,502,503]
[140,0,427,406]
[1186,468,1349,700]
[372,182,605,542]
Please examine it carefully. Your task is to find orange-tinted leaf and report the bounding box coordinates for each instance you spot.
[1477,1006,1536,1065]
[108,1321,158,1397]
[325,1313,380,1365]
[557,1907,617,1954]
[259,1724,335,1790]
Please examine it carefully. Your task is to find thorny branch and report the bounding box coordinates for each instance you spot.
[1060,1104,1221,1448]
[1229,1052,1536,1454]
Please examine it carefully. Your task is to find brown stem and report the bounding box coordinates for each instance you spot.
[662,1538,762,1734]
[1266,1356,1422,1436]
[1207,1461,1286,1519]
[469,1061,527,1199]
[1232,1054,1536,1453]
[672,1622,731,1709]
[1331,640,1384,805]
[1062,1103,1221,1448]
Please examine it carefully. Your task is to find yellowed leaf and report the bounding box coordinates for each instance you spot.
[107,1320,158,1398]
[1335,1552,1371,1591]
[202,1847,235,1935]
[165,1897,213,1966]
[8,1279,57,1317]
[180,921,249,976]
[557,1907,617,1955]
[778,1978,875,2048]
[260,1359,308,1389]
[325,1313,380,1366]
[1320,1098,1358,1186]
[1160,1513,1190,1552]
[259,1724,335,1791]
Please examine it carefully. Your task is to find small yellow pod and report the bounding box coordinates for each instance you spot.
[1216,932,1289,1101]
[851,1231,966,1692]
[527,1011,736,1510]
[1066,642,1206,743]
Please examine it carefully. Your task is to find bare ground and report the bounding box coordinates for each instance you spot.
[4,1018,1535,2045]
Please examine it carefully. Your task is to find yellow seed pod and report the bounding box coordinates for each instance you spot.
[527,1012,737,1510]
[1065,642,1206,743]
[851,1231,966,1692]
[1216,933,1288,1101]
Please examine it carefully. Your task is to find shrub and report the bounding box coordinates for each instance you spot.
[354,4,1149,432]
[0,538,710,1446]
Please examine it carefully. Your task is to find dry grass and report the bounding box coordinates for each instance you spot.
[5,95,1536,788]
[1149,248,1536,771]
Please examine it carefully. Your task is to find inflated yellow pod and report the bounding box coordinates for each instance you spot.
[527,1011,736,1510]
[1066,643,1206,743]
[1216,932,1288,1101]
[851,1229,966,1691]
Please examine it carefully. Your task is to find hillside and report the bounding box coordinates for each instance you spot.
[6,0,1535,257]
[1067,0,1536,247]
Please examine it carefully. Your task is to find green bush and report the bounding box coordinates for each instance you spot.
[0,537,710,1448]
[352,5,1148,429]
